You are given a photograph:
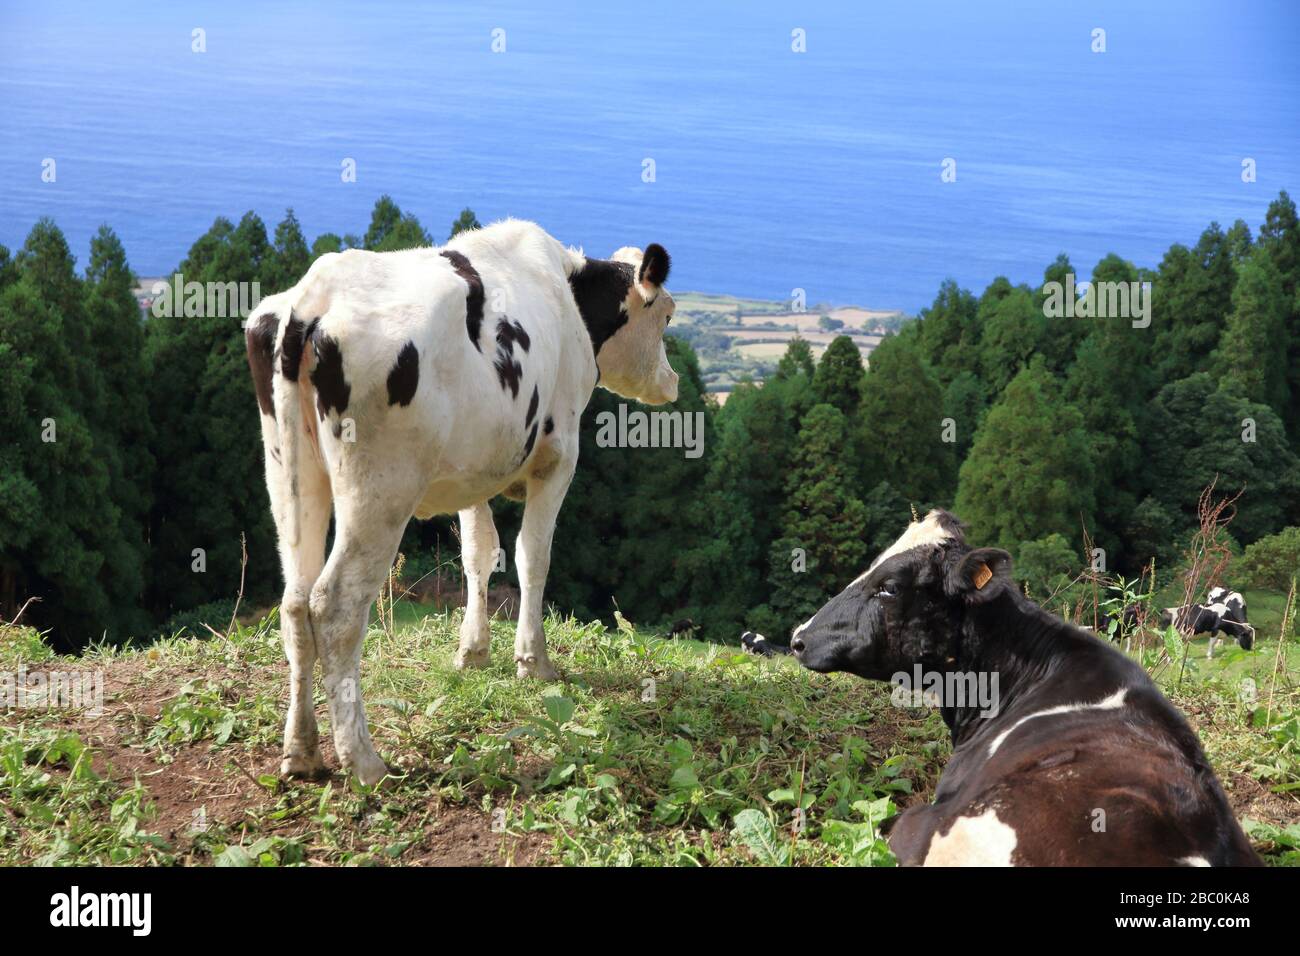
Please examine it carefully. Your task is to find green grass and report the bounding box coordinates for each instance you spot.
[1,599,1296,866]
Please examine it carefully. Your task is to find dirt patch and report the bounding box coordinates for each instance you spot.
[407,804,550,866]
[1225,771,1300,827]
[19,655,554,867]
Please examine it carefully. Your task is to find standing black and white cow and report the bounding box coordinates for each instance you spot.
[245,220,679,784]
[790,510,1260,866]
[1160,601,1255,657]
[1207,586,1253,655]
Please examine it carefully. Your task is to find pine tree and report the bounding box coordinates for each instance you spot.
[1035,253,1087,375]
[1151,223,1237,382]
[262,209,311,293]
[311,233,345,258]
[145,214,279,617]
[767,404,870,636]
[449,208,482,239]
[83,226,153,638]
[0,222,116,646]
[1213,246,1289,415]
[774,337,815,381]
[856,332,955,504]
[975,281,1044,397]
[916,278,980,386]
[548,338,714,626]
[1063,254,1148,571]
[1259,191,1300,447]
[954,359,1096,552]
[364,196,432,251]
[687,375,799,632]
[812,335,865,415]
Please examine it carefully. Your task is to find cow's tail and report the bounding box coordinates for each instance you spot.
[270,310,321,550]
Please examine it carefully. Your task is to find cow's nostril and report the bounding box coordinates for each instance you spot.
[791,637,805,653]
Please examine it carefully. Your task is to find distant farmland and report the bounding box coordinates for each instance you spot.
[670,292,906,401]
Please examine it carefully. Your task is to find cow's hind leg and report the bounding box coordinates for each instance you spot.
[310,490,415,785]
[265,437,332,779]
[454,501,498,670]
[513,457,577,680]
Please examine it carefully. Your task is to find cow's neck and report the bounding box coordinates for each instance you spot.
[567,258,634,358]
[940,591,1071,747]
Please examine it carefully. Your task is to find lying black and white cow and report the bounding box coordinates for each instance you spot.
[245,220,679,784]
[740,631,790,657]
[1160,602,1255,657]
[790,510,1260,866]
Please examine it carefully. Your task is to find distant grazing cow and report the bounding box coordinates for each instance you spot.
[668,618,699,639]
[740,631,790,657]
[1208,586,1249,629]
[790,509,1260,866]
[245,220,679,784]
[1209,587,1253,655]
[1160,602,1255,657]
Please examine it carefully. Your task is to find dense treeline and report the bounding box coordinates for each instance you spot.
[2,194,1298,650]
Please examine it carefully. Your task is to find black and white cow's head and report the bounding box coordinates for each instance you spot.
[568,243,679,405]
[790,510,1012,679]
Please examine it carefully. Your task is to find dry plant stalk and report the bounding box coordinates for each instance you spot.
[202,533,248,645]
[2,596,39,630]
[376,552,406,641]
[1265,576,1296,726]
[1168,478,1244,686]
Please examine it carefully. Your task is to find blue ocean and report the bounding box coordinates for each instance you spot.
[1,0,1297,311]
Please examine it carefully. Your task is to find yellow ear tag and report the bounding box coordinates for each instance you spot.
[972,562,992,590]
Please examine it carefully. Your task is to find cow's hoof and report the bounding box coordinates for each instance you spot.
[454,646,491,670]
[281,751,327,780]
[345,752,390,788]
[515,656,560,681]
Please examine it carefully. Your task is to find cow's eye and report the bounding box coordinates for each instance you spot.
[878,581,899,598]
[666,312,674,324]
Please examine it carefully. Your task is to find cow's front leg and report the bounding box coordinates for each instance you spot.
[513,458,577,680]
[454,501,498,670]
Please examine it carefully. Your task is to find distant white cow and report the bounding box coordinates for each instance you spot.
[245,220,678,784]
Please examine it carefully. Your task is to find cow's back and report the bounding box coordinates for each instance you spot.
[895,681,1261,866]
[287,221,595,512]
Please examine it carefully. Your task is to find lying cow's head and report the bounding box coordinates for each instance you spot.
[790,510,1012,679]
[571,243,678,405]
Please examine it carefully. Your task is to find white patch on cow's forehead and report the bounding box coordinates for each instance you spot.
[794,509,957,640]
[1180,855,1211,867]
[922,808,1017,867]
[858,510,957,582]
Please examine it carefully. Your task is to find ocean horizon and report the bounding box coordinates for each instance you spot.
[2,0,1297,312]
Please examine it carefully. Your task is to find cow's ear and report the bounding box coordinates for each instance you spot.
[639,243,671,290]
[949,548,1012,603]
